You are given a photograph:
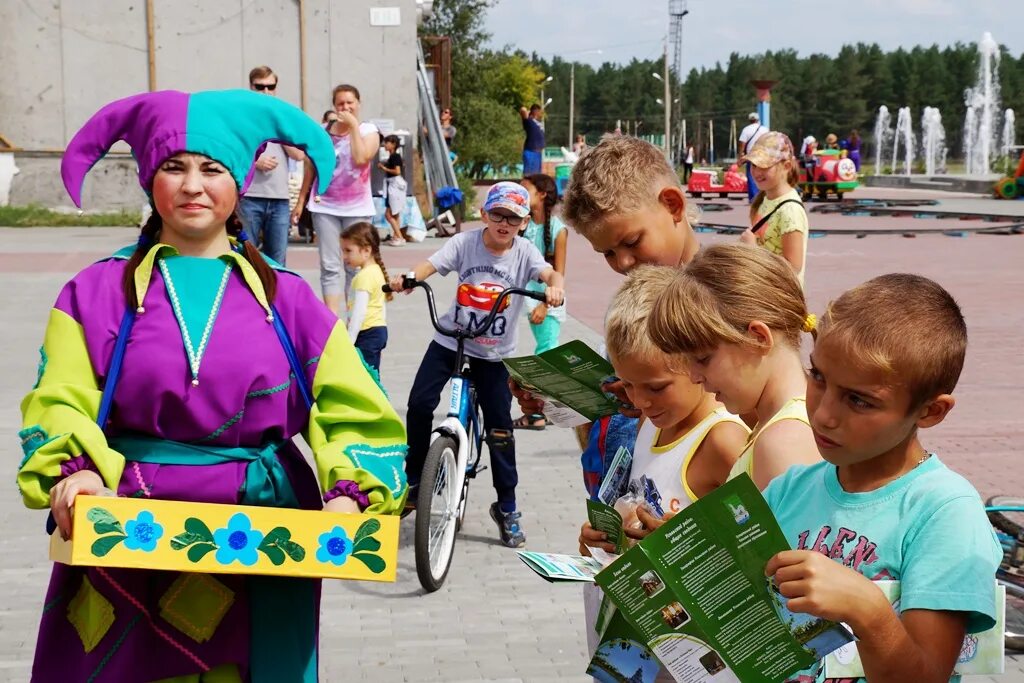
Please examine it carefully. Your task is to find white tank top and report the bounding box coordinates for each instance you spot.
[629,407,748,516]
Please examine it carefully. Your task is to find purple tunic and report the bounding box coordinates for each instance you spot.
[22,250,405,681]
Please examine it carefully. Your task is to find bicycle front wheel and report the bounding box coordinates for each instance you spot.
[415,435,460,592]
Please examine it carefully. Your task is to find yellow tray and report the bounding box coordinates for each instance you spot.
[50,496,398,582]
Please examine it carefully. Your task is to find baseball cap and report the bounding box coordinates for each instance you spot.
[748,112,759,122]
[743,131,795,168]
[483,181,531,217]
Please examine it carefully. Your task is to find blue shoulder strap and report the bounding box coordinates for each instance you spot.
[96,308,136,429]
[270,304,314,411]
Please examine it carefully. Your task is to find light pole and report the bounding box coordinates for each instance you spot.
[540,75,553,119]
[569,63,575,148]
[652,48,671,157]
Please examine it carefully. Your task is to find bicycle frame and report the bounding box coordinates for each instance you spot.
[429,374,482,506]
[392,274,544,500]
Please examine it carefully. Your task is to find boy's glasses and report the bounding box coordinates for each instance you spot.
[251,83,277,92]
[486,211,525,227]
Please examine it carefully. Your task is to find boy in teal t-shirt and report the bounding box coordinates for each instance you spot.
[763,273,1000,683]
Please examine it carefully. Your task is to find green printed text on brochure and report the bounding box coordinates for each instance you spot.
[594,475,853,683]
[502,340,619,423]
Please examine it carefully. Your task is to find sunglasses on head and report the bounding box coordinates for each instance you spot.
[251,83,277,92]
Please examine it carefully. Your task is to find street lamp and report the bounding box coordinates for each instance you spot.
[540,75,554,119]
[652,53,670,156]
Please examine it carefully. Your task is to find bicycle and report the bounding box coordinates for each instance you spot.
[384,275,545,592]
[985,496,1024,651]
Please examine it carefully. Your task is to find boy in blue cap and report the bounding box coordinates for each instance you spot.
[391,182,565,546]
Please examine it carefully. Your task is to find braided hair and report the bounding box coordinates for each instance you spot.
[122,205,278,309]
[522,173,558,260]
[341,221,392,301]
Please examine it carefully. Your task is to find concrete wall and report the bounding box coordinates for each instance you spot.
[0,0,418,209]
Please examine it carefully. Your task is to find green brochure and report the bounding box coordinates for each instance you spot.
[516,551,604,582]
[593,475,854,683]
[502,340,620,424]
[587,499,627,554]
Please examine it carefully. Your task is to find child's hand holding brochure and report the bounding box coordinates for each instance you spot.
[502,340,621,426]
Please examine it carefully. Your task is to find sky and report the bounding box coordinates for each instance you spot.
[484,0,1024,71]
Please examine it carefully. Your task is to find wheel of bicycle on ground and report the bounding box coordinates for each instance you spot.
[415,434,460,592]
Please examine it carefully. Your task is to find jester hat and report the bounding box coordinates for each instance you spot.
[61,89,335,207]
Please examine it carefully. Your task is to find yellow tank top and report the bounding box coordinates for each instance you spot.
[632,407,749,512]
[727,397,809,483]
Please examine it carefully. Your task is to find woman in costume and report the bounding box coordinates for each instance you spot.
[17,89,407,682]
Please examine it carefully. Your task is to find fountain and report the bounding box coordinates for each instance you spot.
[873,105,892,174]
[963,32,1001,175]
[1002,108,1016,157]
[891,107,915,175]
[921,107,947,176]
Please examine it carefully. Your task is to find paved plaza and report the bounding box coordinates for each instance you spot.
[1,186,1023,681]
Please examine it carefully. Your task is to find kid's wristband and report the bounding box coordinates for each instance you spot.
[323,480,370,510]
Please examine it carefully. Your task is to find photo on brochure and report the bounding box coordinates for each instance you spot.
[660,601,691,630]
[698,650,728,675]
[639,569,665,599]
[589,637,662,683]
[766,577,853,661]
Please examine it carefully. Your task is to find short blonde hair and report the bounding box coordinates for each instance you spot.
[647,244,809,355]
[563,135,680,239]
[817,273,966,408]
[605,265,683,370]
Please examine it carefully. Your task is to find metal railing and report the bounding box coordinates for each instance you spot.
[416,39,458,217]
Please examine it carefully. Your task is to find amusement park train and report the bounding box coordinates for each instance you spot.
[686,149,859,200]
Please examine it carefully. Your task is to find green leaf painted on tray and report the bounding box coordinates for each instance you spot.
[264,527,291,544]
[184,517,214,543]
[171,531,206,551]
[91,534,127,557]
[87,508,124,536]
[258,527,305,564]
[279,539,306,562]
[354,518,380,544]
[260,544,286,566]
[186,542,217,563]
[353,536,381,553]
[352,552,386,574]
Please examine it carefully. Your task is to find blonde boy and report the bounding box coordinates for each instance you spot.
[562,135,698,274]
[514,136,700,450]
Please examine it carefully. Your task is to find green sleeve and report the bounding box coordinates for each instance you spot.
[18,308,125,509]
[307,323,408,514]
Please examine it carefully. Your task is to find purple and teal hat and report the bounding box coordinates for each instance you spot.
[61,89,336,207]
[483,181,531,217]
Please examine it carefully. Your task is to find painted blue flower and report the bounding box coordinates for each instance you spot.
[316,526,353,566]
[123,510,164,552]
[213,513,264,566]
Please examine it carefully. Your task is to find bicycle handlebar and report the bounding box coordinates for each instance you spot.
[383,275,545,340]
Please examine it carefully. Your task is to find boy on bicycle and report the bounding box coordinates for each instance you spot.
[390,182,564,547]
[762,274,1001,682]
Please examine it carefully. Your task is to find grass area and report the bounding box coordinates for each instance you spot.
[0,204,140,227]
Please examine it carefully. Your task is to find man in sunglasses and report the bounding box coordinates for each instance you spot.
[239,65,305,265]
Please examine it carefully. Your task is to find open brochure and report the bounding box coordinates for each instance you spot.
[592,475,854,683]
[516,551,604,582]
[823,581,1006,677]
[502,340,620,426]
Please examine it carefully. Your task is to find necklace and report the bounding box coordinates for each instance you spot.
[159,258,232,387]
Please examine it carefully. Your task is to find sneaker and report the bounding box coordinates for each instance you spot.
[489,502,526,548]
